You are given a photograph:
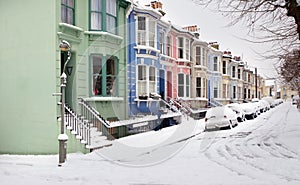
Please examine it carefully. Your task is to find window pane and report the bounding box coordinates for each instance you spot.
[149,20,155,47]
[186,75,190,97]
[107,15,116,34]
[137,31,146,45]
[185,39,190,60]
[61,6,67,23]
[91,0,102,11]
[178,74,184,85]
[67,0,74,8]
[106,0,116,16]
[149,67,155,81]
[138,17,146,30]
[178,37,183,47]
[138,66,146,80]
[106,58,116,96]
[91,12,102,30]
[196,47,201,55]
[67,8,73,25]
[92,56,102,95]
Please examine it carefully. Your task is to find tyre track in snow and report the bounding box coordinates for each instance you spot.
[201,103,300,184]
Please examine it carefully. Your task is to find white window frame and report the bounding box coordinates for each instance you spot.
[137,16,156,48]
[137,65,157,98]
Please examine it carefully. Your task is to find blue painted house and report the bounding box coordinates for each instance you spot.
[127,2,166,116]
[207,42,223,105]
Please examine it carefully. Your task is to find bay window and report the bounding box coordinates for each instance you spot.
[90,0,117,34]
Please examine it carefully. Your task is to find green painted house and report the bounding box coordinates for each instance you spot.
[0,0,130,154]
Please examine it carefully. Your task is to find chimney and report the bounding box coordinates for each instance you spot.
[183,25,199,33]
[151,1,163,9]
[234,56,241,61]
[209,42,219,50]
[149,1,166,16]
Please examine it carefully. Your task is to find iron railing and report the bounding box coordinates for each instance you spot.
[78,98,115,139]
[64,104,90,145]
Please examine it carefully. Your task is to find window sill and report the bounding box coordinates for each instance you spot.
[59,23,84,32]
[84,31,123,44]
[134,98,161,107]
[85,97,124,102]
[58,23,84,43]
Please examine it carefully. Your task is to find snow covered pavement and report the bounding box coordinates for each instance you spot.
[1,102,300,185]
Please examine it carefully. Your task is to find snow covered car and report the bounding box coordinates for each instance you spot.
[240,103,257,120]
[225,103,246,122]
[292,95,299,105]
[260,99,270,111]
[204,106,238,130]
[251,99,265,113]
[262,97,276,108]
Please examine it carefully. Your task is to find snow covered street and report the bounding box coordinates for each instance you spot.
[1,102,300,185]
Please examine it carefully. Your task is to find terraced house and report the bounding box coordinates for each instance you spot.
[0,0,130,154]
[0,0,270,155]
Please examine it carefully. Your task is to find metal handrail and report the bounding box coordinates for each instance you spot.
[64,104,91,146]
[78,97,110,128]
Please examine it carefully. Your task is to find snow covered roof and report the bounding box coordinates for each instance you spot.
[265,80,275,86]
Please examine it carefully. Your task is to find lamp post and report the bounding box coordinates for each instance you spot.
[58,40,71,166]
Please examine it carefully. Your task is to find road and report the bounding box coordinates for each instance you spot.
[1,102,300,185]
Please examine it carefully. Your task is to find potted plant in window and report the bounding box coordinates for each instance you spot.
[139,93,148,100]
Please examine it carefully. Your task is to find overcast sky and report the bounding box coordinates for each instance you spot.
[136,0,278,78]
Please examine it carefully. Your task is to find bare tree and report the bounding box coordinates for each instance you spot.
[193,0,300,41]
[279,49,300,95]
[194,0,300,96]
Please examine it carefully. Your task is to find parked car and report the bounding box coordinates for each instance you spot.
[204,106,238,130]
[225,103,246,122]
[240,103,257,120]
[260,99,270,112]
[262,97,276,108]
[292,95,299,105]
[251,99,265,113]
[274,99,283,106]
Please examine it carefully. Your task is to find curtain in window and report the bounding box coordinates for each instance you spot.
[92,56,102,95]
[138,66,147,96]
[149,19,155,47]
[186,75,190,97]
[137,17,146,45]
[185,39,190,60]
[106,58,116,96]
[178,38,184,59]
[106,0,116,34]
[196,77,201,97]
[61,0,74,25]
[196,47,201,65]
[91,0,102,30]
[178,74,184,97]
[149,66,156,93]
